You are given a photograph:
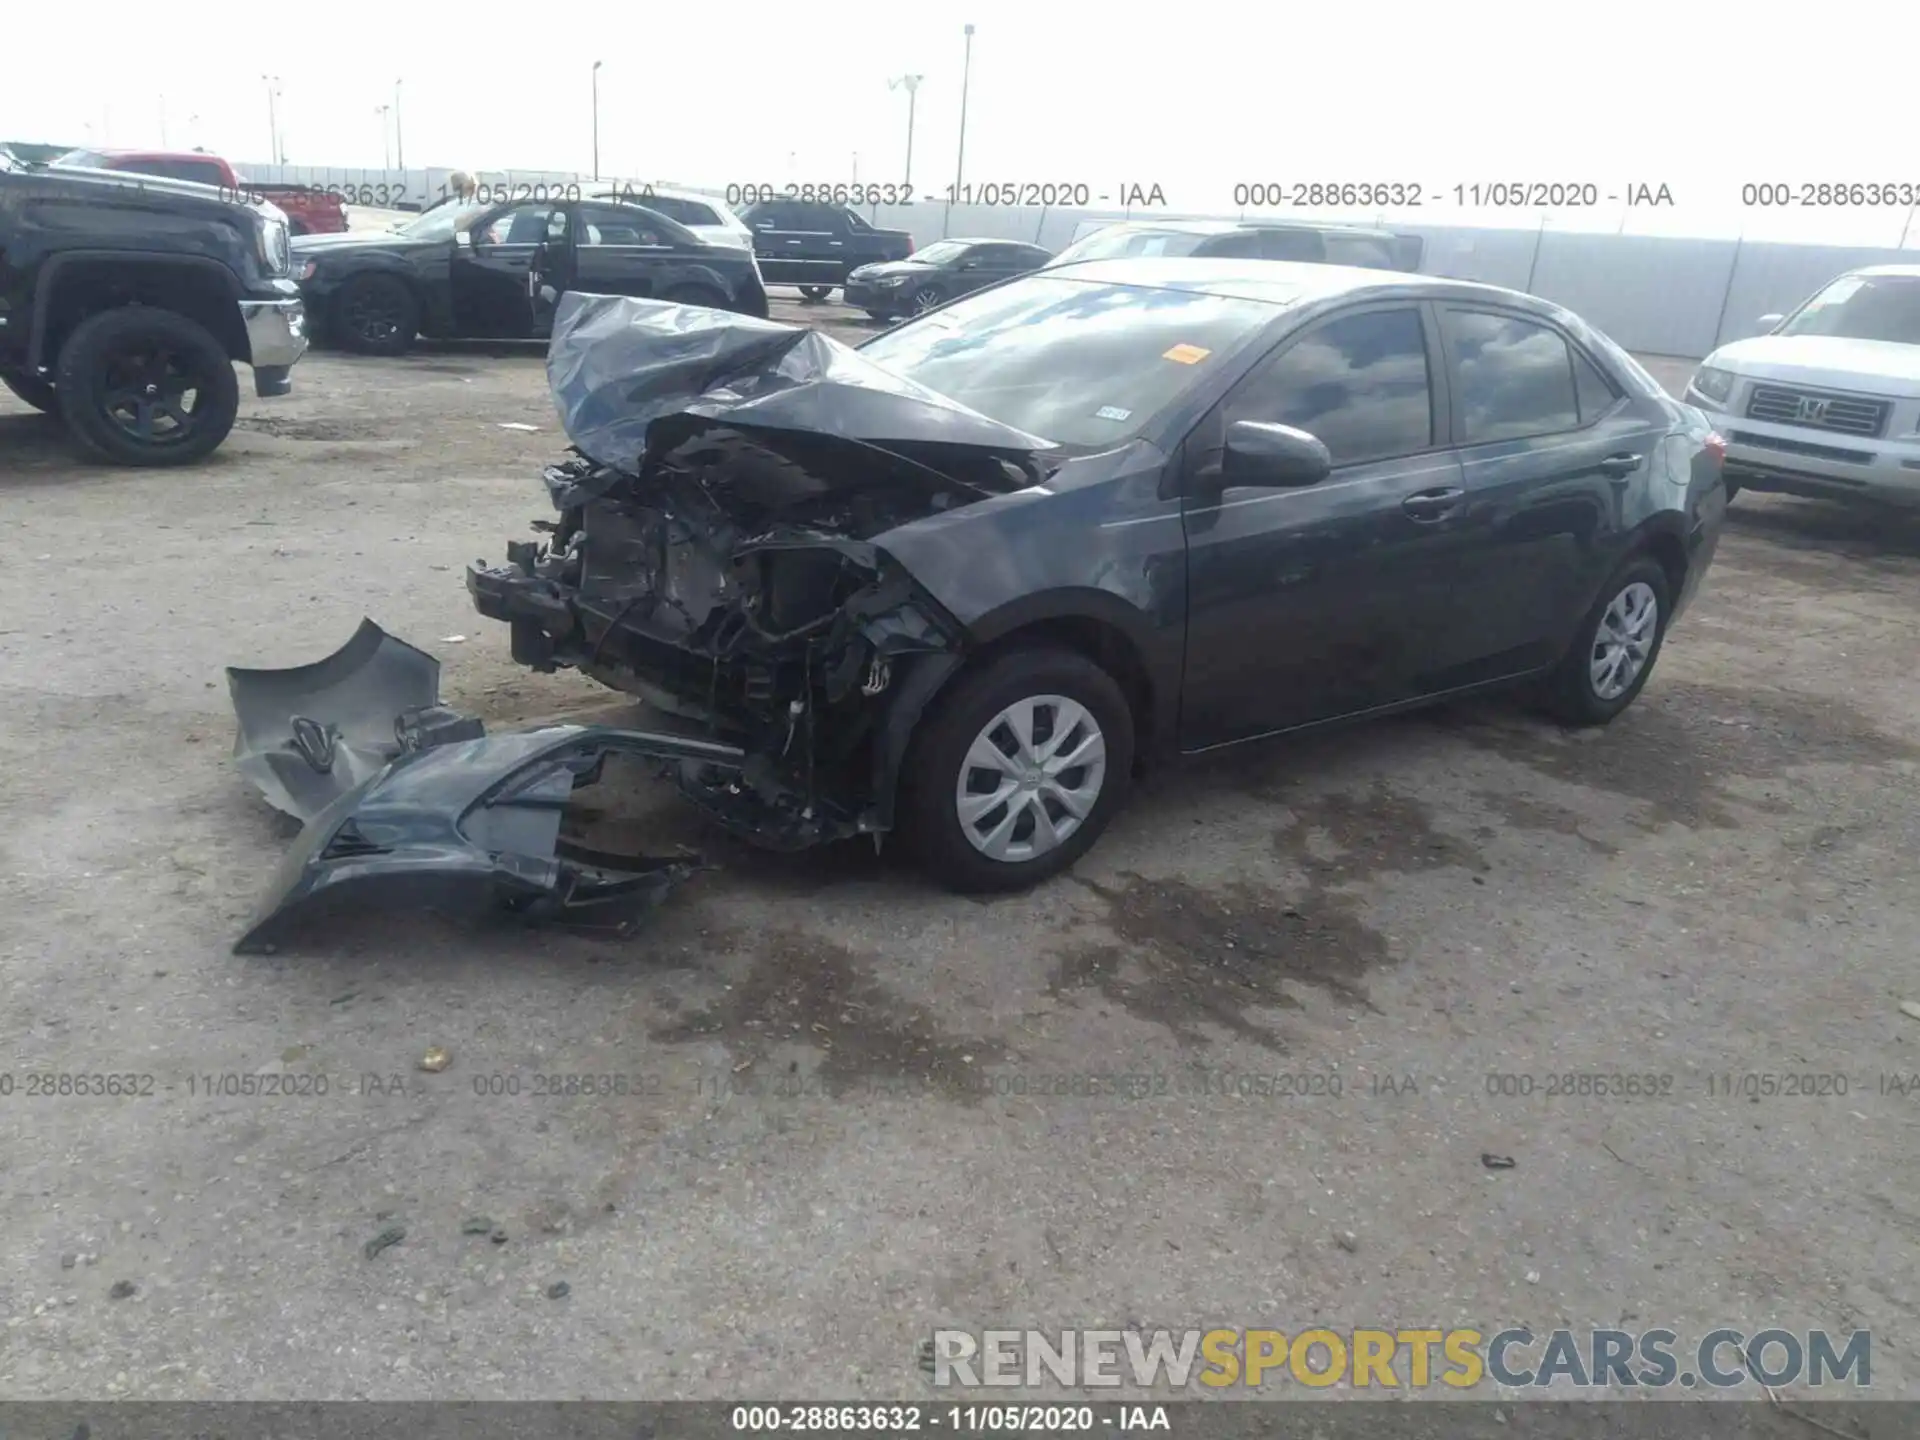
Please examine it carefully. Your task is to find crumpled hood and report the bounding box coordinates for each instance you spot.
[545,291,1058,477]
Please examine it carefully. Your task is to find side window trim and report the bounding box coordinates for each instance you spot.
[1441,304,1608,445]
[1568,336,1627,424]
[1174,300,1448,495]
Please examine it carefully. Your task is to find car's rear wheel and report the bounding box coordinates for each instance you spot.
[1540,555,1672,726]
[332,274,420,356]
[897,646,1135,893]
[797,285,833,302]
[0,367,57,414]
[909,285,943,314]
[53,306,240,466]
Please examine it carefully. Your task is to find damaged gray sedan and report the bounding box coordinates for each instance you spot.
[467,266,1727,892]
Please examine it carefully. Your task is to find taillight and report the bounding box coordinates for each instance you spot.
[1704,432,1727,465]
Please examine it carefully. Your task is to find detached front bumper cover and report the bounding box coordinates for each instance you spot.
[226,621,742,955]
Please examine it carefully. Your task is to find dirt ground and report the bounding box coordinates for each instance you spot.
[2,300,1918,1403]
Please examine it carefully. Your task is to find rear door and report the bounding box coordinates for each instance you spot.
[569,201,679,302]
[1431,304,1659,682]
[746,200,839,285]
[1178,303,1468,747]
[952,242,1029,296]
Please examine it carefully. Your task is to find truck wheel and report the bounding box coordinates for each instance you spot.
[797,285,833,302]
[0,368,57,414]
[332,274,420,356]
[53,307,240,467]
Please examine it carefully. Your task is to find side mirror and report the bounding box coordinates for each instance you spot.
[1222,421,1332,489]
[1757,312,1784,330]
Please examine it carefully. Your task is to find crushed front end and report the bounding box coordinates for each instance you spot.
[467,291,1056,848]
[467,434,975,847]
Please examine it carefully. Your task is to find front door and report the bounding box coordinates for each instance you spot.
[1178,303,1476,749]
[451,202,562,338]
[952,243,1026,298]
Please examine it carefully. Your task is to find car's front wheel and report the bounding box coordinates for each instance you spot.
[797,285,833,302]
[897,646,1135,892]
[909,285,944,314]
[53,306,240,466]
[332,274,420,356]
[1541,555,1672,726]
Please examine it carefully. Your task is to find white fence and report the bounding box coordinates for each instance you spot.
[239,162,1917,359]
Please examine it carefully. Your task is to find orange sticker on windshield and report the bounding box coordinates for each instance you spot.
[1162,343,1211,365]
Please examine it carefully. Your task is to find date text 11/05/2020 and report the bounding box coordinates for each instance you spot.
[722,182,1168,208]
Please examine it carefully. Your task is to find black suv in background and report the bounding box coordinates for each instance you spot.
[736,199,915,299]
[0,150,307,465]
[1049,219,1424,271]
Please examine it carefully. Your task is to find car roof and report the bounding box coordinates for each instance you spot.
[1087,217,1403,241]
[1847,264,1920,279]
[940,236,1040,245]
[1042,256,1544,310]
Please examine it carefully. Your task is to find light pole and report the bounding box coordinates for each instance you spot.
[956,23,983,203]
[262,75,282,165]
[376,105,391,168]
[393,79,405,170]
[888,74,923,190]
[591,61,603,181]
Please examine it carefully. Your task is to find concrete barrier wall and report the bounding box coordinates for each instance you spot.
[238,162,1915,359]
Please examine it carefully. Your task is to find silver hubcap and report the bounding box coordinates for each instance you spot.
[913,288,941,313]
[1590,581,1659,700]
[955,694,1107,863]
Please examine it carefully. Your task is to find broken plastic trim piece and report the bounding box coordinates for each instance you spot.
[226,618,479,824]
[232,724,746,955]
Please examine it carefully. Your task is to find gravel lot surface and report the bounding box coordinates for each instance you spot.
[2,303,1917,1403]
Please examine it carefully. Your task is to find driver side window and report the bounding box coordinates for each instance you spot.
[478,205,557,246]
[1224,307,1435,467]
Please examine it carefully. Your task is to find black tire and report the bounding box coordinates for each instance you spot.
[797,285,833,302]
[331,273,420,356]
[1539,555,1672,727]
[52,307,239,467]
[662,284,729,311]
[1,368,57,414]
[908,285,944,315]
[897,646,1136,893]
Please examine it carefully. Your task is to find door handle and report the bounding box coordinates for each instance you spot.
[1599,452,1643,478]
[1402,487,1464,522]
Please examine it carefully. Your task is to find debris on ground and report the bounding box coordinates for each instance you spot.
[107,1280,138,1300]
[546,1281,571,1300]
[363,1224,406,1260]
[419,1047,451,1073]
[1334,1230,1360,1254]
[1900,1001,1920,1022]
[1481,1153,1518,1170]
[459,1216,495,1236]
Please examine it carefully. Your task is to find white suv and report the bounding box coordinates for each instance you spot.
[1685,265,1920,507]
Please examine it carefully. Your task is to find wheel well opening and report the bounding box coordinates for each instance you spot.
[1639,531,1687,600]
[970,617,1156,756]
[41,262,247,369]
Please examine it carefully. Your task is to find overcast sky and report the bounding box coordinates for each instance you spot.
[8,0,1915,247]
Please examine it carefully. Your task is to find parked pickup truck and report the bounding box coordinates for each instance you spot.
[0,148,308,465]
[52,149,350,236]
[735,198,914,299]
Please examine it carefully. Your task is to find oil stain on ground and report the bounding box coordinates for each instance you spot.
[1436,681,1918,831]
[1055,784,1484,1049]
[650,927,1007,1104]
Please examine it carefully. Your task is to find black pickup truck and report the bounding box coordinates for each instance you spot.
[736,199,915,299]
[0,148,307,465]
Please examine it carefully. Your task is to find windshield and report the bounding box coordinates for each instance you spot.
[1780,274,1920,345]
[398,203,488,240]
[1051,228,1206,266]
[907,240,970,265]
[857,274,1284,448]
